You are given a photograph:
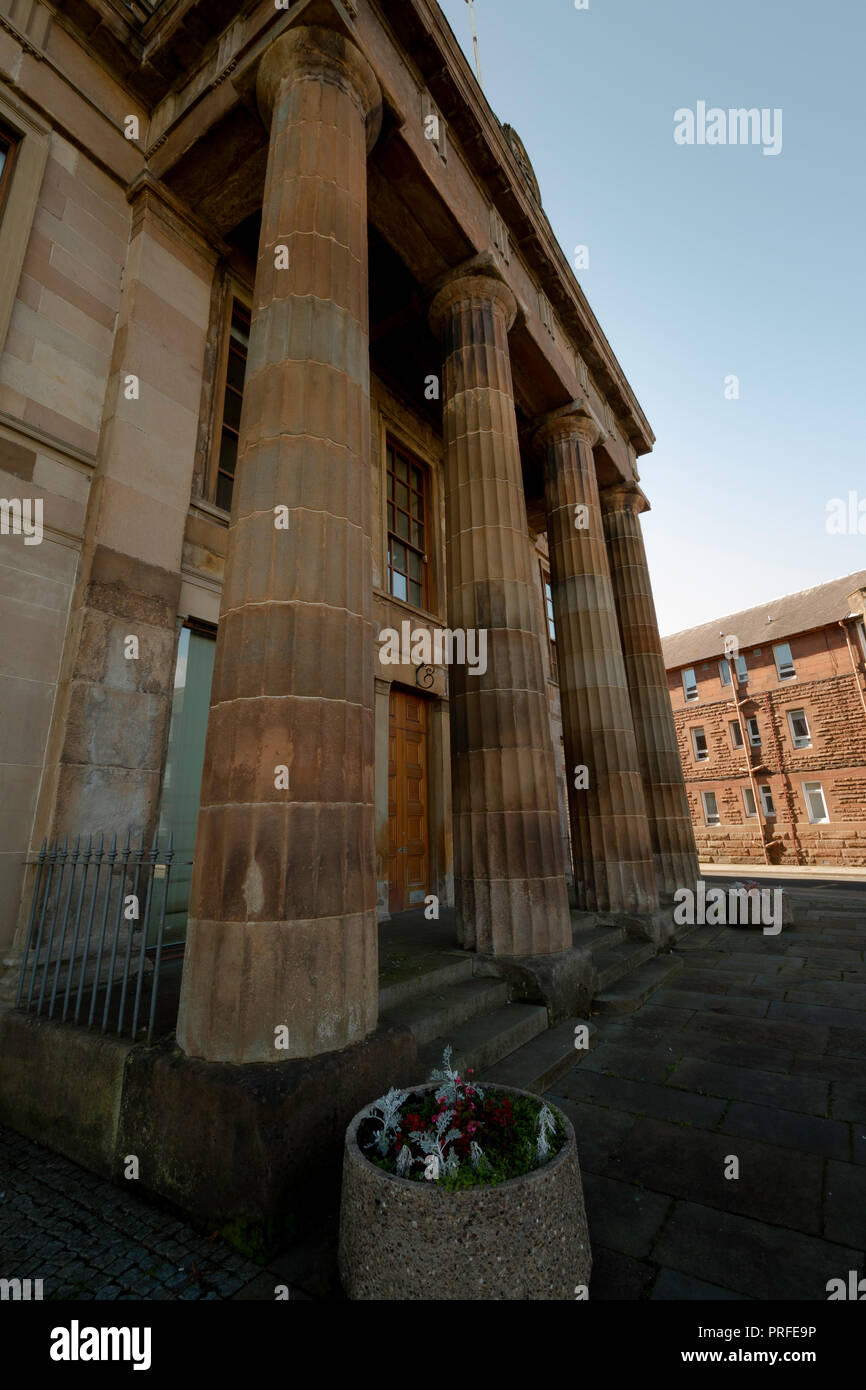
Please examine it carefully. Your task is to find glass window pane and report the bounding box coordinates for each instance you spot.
[226,347,246,393]
[409,580,422,608]
[411,490,423,518]
[408,550,421,581]
[223,386,243,431]
[392,570,407,601]
[396,455,408,482]
[216,472,234,511]
[411,520,424,549]
[397,510,410,540]
[411,467,422,492]
[387,502,395,530]
[396,482,409,510]
[391,540,406,570]
[219,432,238,477]
[388,471,395,498]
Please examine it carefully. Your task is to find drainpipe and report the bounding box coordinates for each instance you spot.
[840,619,866,724]
[726,659,771,866]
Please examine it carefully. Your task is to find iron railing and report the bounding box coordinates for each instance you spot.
[16,833,179,1044]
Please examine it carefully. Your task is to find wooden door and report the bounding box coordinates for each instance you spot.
[388,688,430,914]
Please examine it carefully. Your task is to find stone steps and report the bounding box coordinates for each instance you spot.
[381,976,508,1047]
[478,1016,598,1093]
[378,953,473,1013]
[416,1002,549,1079]
[592,953,685,1015]
[592,940,655,992]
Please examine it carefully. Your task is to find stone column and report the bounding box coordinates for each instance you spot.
[601,482,699,895]
[429,265,571,956]
[535,403,658,914]
[176,26,382,1063]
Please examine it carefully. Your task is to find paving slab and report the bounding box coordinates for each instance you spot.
[824,1160,866,1248]
[768,1000,866,1031]
[667,1057,829,1117]
[587,1245,656,1301]
[583,1173,672,1259]
[651,1200,864,1301]
[654,988,770,1017]
[579,1042,677,1086]
[830,1082,866,1123]
[650,1269,748,1300]
[603,1116,825,1236]
[548,1096,638,1173]
[721,1100,851,1160]
[548,1068,728,1128]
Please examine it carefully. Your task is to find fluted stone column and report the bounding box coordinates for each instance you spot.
[601,483,699,895]
[429,266,571,956]
[536,403,658,914]
[176,26,382,1063]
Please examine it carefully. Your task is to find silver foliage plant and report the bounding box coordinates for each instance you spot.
[362,1085,409,1157]
[409,1105,462,1179]
[428,1043,484,1107]
[536,1104,557,1162]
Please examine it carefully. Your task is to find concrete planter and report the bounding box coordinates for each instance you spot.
[338,1083,591,1300]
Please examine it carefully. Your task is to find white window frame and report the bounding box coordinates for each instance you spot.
[691,727,709,761]
[773,642,796,681]
[742,786,757,818]
[701,790,721,826]
[759,784,775,817]
[730,720,744,749]
[787,708,811,749]
[719,655,748,685]
[857,620,866,662]
[682,667,698,702]
[802,781,829,824]
[746,716,762,747]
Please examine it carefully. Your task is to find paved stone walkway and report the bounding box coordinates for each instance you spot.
[0,1126,263,1300]
[1,879,863,1300]
[545,881,866,1299]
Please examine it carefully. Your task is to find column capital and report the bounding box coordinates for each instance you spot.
[257,24,382,149]
[600,480,650,516]
[533,399,606,452]
[428,252,518,340]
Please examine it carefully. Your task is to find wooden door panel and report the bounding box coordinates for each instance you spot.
[388,688,430,914]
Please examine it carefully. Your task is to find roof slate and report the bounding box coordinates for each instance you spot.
[661,569,866,671]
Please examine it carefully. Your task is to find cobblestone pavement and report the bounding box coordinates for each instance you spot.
[545,880,866,1300]
[0,1126,263,1300]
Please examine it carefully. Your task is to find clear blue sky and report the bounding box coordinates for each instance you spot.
[436,0,866,635]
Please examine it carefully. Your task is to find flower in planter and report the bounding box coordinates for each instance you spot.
[536,1104,557,1162]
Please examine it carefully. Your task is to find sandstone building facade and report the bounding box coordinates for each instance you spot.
[0,0,699,1234]
[662,572,866,868]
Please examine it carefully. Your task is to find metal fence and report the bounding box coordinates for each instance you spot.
[16,833,179,1044]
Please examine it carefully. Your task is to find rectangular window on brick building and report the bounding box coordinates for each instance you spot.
[759,784,775,816]
[701,790,720,825]
[719,655,747,685]
[742,786,757,817]
[210,299,250,512]
[682,668,698,701]
[730,719,744,749]
[773,642,796,680]
[541,566,558,682]
[787,708,812,749]
[691,727,709,761]
[857,620,866,661]
[387,440,429,610]
[746,716,761,746]
[803,781,829,823]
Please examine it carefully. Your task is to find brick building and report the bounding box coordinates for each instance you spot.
[663,571,866,867]
[0,0,698,1235]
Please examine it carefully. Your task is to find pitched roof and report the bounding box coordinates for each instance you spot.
[661,570,866,671]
